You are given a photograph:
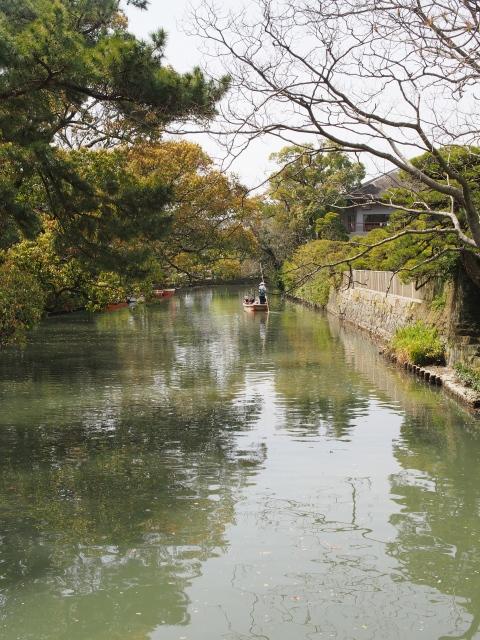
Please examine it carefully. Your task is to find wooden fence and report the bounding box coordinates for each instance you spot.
[346,269,427,301]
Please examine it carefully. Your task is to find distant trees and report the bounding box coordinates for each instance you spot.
[251,143,364,277]
[126,141,256,284]
[2,140,255,329]
[264,144,480,302]
[268,144,364,244]
[346,147,480,286]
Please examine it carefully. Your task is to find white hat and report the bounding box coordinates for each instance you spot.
[260,281,265,285]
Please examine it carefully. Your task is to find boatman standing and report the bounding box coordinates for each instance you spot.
[258,281,267,304]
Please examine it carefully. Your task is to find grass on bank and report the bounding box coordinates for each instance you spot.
[391,322,445,366]
[454,363,480,392]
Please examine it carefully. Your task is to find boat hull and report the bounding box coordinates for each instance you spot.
[106,302,129,312]
[243,302,269,312]
[153,288,176,299]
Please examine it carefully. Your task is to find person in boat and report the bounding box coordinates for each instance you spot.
[258,281,267,304]
[244,294,255,305]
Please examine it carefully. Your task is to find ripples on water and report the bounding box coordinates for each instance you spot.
[0,286,479,640]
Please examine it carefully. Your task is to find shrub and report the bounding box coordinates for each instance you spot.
[315,212,349,241]
[0,261,46,346]
[295,276,332,308]
[454,364,480,392]
[391,322,445,366]
[430,293,446,311]
[281,239,351,308]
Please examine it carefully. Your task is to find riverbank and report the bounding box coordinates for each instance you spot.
[287,292,480,414]
[42,278,258,318]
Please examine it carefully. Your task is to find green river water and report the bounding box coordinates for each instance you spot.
[0,286,480,640]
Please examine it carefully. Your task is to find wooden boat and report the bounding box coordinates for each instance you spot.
[106,302,129,312]
[243,298,269,312]
[153,288,176,299]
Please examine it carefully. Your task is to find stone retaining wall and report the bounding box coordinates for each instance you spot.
[323,267,480,370]
[326,286,423,341]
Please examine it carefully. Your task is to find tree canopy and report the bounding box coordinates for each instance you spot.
[268,144,364,244]
[0,0,228,242]
[0,1,239,345]
[277,145,480,302]
[1,140,256,337]
[126,141,255,283]
[251,143,364,279]
[0,0,227,147]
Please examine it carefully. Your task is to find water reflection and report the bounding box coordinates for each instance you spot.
[0,291,266,639]
[0,288,479,639]
[273,308,370,439]
[330,318,480,639]
[389,412,480,639]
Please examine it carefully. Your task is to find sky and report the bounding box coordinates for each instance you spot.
[124,0,281,189]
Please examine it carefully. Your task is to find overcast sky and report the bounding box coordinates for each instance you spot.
[124,0,281,189]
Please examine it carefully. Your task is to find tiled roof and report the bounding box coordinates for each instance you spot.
[352,169,403,199]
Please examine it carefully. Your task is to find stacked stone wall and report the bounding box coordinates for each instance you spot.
[326,287,423,341]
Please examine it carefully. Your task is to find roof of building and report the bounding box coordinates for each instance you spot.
[352,169,403,199]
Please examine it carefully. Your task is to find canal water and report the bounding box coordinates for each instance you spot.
[0,286,479,640]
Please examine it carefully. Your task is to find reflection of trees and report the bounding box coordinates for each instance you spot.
[334,318,480,639]
[388,410,480,640]
[7,286,480,638]
[0,418,264,639]
[0,290,266,639]
[273,308,369,438]
[329,315,480,638]
[327,314,452,416]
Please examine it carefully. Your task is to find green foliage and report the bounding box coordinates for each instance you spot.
[0,0,227,249]
[0,0,227,147]
[409,146,480,214]
[0,2,244,347]
[269,144,364,242]
[353,146,480,283]
[282,239,352,307]
[0,140,255,342]
[0,260,46,346]
[255,142,364,272]
[296,276,332,308]
[53,146,172,274]
[316,212,349,241]
[83,271,133,312]
[431,293,447,311]
[350,210,460,284]
[0,141,174,317]
[126,141,256,285]
[271,145,480,308]
[6,227,160,313]
[454,364,480,392]
[391,322,445,366]
[351,212,458,282]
